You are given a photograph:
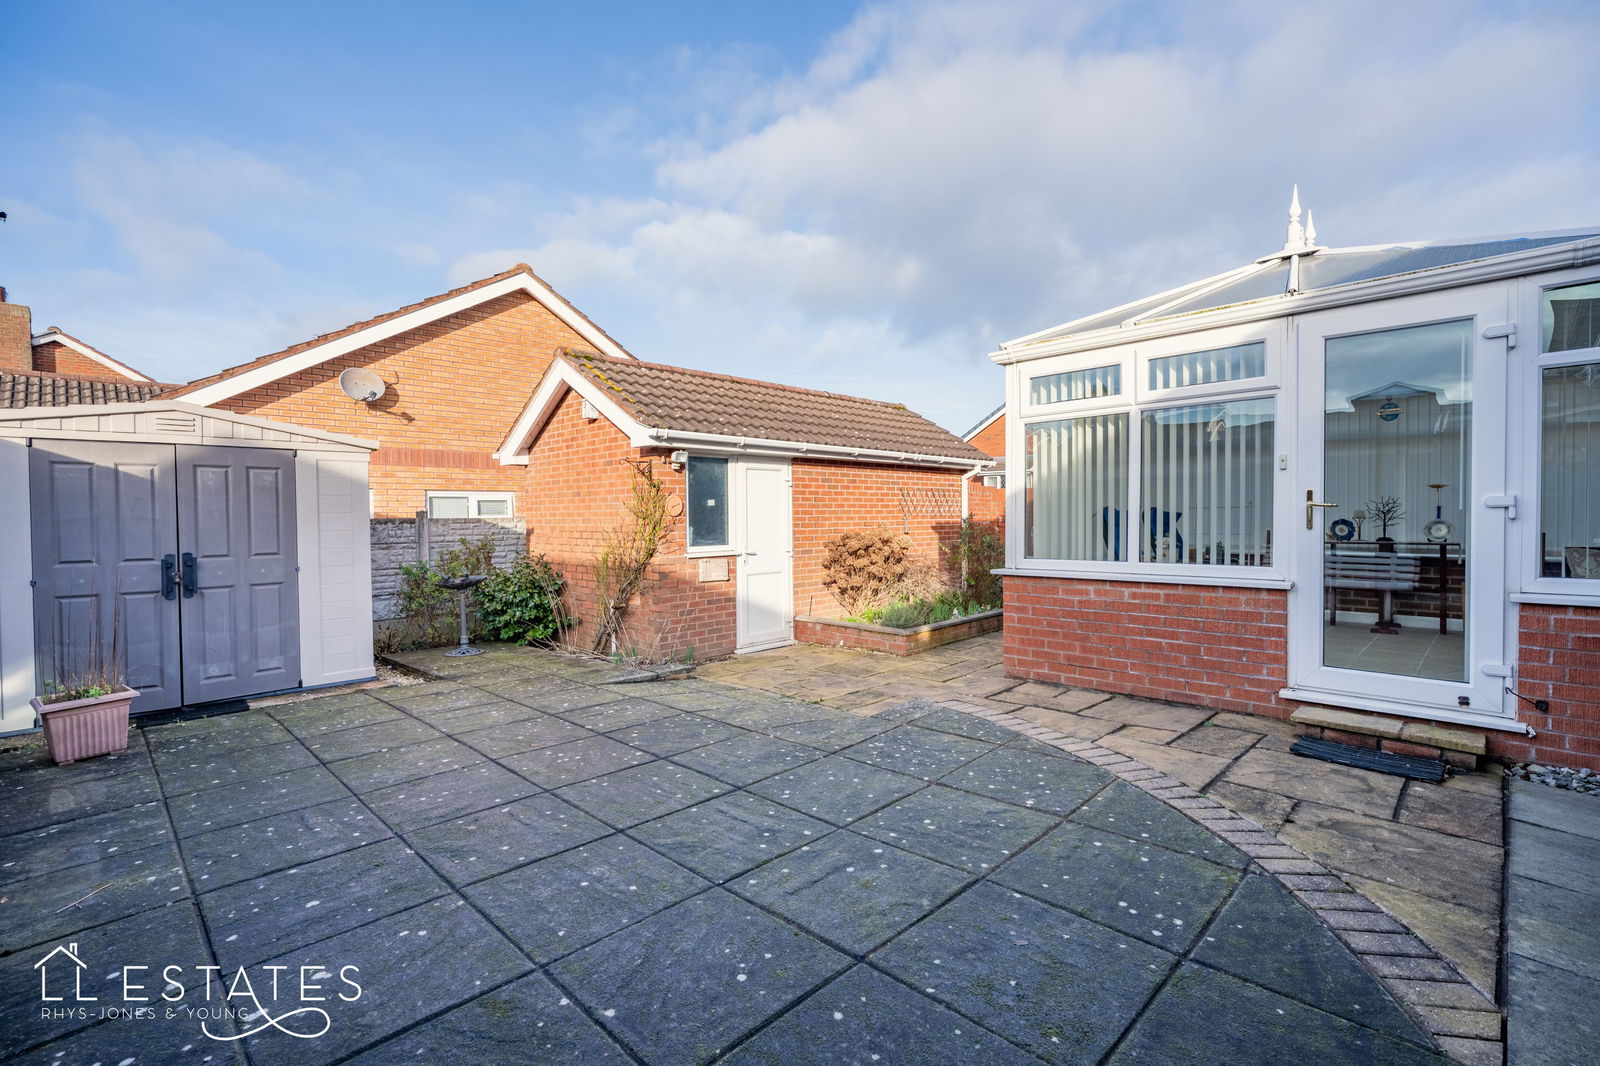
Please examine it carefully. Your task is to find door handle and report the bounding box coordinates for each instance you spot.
[181,552,197,598]
[1305,490,1339,530]
[161,554,178,600]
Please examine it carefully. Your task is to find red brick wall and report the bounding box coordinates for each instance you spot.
[523,388,737,660]
[1004,577,1600,771]
[1506,604,1600,771]
[965,413,1006,522]
[0,302,32,372]
[219,290,591,517]
[29,340,125,381]
[967,413,1004,457]
[1003,576,1291,718]
[791,459,965,620]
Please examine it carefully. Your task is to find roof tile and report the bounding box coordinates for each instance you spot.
[0,372,166,408]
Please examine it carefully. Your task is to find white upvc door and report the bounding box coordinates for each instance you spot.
[735,458,794,652]
[1285,284,1515,725]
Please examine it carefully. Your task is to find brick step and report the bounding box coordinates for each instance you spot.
[1288,707,1486,770]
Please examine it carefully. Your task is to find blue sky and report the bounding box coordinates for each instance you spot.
[5,0,1599,432]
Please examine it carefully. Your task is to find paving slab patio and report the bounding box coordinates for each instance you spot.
[0,640,1455,1065]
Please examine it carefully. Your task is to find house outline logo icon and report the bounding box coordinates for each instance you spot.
[35,942,95,1002]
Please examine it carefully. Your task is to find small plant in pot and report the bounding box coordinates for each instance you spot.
[31,624,135,765]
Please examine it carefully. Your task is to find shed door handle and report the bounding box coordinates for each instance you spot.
[161,554,178,600]
[181,552,197,598]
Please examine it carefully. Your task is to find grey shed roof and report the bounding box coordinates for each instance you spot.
[1,372,167,408]
[1018,229,1600,347]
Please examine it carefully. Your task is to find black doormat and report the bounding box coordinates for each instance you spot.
[1289,736,1449,782]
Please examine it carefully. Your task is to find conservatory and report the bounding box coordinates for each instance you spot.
[992,201,1600,767]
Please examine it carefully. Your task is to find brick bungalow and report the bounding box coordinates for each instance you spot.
[162,263,633,519]
[496,351,992,658]
[0,288,164,407]
[991,203,1600,770]
[963,404,1006,522]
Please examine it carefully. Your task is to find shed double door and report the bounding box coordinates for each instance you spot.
[30,441,300,713]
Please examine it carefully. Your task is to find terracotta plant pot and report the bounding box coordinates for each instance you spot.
[30,687,136,765]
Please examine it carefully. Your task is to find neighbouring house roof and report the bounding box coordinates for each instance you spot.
[30,328,154,382]
[499,350,991,469]
[998,204,1600,360]
[1,370,166,408]
[165,263,634,406]
[962,404,1003,442]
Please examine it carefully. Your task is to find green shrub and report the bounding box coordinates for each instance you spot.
[477,553,573,645]
[946,517,1004,609]
[877,600,934,629]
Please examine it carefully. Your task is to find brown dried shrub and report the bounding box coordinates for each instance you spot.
[821,527,913,615]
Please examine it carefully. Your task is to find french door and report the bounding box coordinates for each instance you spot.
[30,441,301,712]
[1287,287,1513,722]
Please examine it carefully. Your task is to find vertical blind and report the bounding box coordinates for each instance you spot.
[1147,341,1266,391]
[1139,399,1275,565]
[1030,364,1121,405]
[1541,362,1600,577]
[1026,414,1128,560]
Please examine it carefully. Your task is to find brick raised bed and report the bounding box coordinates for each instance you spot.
[794,610,1002,656]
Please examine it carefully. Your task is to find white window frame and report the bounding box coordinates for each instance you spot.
[684,454,736,558]
[1008,320,1292,587]
[1511,266,1600,606]
[424,490,516,519]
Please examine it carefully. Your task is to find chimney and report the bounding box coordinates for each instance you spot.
[0,288,34,372]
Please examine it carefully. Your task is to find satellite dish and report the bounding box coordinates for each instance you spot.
[338,367,386,402]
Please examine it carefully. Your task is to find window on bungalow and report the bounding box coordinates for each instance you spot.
[1025,414,1128,560]
[1139,399,1275,566]
[1543,282,1600,353]
[1540,362,1600,579]
[1147,341,1266,390]
[1029,364,1121,405]
[686,456,730,549]
[425,492,515,519]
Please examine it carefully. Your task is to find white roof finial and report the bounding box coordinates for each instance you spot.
[1304,209,1317,247]
[1284,185,1305,251]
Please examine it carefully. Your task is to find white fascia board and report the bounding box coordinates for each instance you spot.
[0,400,380,451]
[992,236,1600,365]
[963,406,1004,442]
[494,361,645,463]
[636,427,993,471]
[30,332,153,382]
[180,273,632,407]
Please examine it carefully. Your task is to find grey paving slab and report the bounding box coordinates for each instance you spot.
[1,745,161,832]
[374,682,496,712]
[1069,780,1250,869]
[269,694,407,736]
[1509,779,1600,841]
[669,733,825,787]
[554,761,731,828]
[411,697,548,733]
[550,888,849,1065]
[500,733,655,788]
[1506,873,1600,981]
[1507,952,1600,1066]
[180,796,392,889]
[0,839,187,951]
[360,762,539,830]
[0,901,211,1058]
[466,834,709,962]
[455,712,596,759]
[691,697,838,729]
[403,793,610,885]
[899,702,1024,743]
[166,763,353,838]
[143,710,294,757]
[852,784,1060,874]
[198,837,450,969]
[748,755,926,826]
[1506,819,1600,893]
[1192,875,1426,1041]
[301,716,444,761]
[608,712,750,755]
[0,799,168,883]
[991,821,1239,951]
[324,735,487,793]
[558,695,684,733]
[722,964,1046,1066]
[938,747,1107,816]
[9,1013,245,1066]
[873,881,1175,1066]
[517,684,628,715]
[765,714,897,752]
[1107,963,1447,1066]
[343,972,632,1065]
[242,896,533,1066]
[152,738,320,796]
[734,830,971,954]
[841,724,997,780]
[632,791,833,882]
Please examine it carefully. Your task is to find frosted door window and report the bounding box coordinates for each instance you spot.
[1025,414,1128,560]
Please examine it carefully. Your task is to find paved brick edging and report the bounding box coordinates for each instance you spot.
[934,695,1505,1066]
